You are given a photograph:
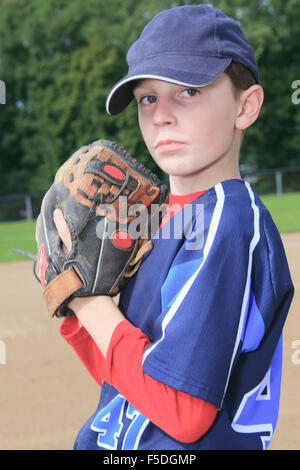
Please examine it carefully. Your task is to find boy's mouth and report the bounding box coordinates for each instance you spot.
[156,140,184,153]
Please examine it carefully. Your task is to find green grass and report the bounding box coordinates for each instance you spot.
[0,192,299,262]
[0,220,36,262]
[261,192,300,234]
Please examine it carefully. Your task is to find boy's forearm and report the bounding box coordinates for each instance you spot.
[68,296,125,357]
[64,297,217,443]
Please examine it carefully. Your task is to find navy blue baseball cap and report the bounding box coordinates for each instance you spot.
[106,5,259,115]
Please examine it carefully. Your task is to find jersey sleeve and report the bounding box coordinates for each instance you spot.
[105,319,217,443]
[142,183,265,409]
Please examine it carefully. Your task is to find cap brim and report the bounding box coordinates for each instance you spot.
[106,56,232,115]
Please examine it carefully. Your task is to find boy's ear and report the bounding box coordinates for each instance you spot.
[235,85,264,130]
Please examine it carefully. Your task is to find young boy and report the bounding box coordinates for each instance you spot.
[56,5,294,450]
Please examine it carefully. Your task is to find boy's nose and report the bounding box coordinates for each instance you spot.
[153,99,177,127]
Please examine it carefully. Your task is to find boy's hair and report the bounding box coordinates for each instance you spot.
[224,61,257,96]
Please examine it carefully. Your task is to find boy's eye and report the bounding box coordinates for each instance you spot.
[181,88,199,97]
[140,95,157,105]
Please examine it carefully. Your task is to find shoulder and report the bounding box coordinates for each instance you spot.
[195,180,262,241]
[177,181,262,264]
[207,180,286,260]
[188,180,290,268]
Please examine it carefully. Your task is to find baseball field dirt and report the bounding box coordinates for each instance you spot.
[0,232,299,450]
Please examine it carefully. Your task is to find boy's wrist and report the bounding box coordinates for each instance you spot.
[68,295,125,356]
[69,295,104,317]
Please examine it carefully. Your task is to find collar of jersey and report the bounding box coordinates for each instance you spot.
[168,190,206,209]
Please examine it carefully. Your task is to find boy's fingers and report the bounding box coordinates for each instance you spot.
[53,208,72,252]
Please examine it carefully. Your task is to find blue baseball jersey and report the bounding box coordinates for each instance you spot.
[73,179,294,450]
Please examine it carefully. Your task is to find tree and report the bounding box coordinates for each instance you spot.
[0,0,299,196]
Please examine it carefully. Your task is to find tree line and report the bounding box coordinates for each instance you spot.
[0,0,299,196]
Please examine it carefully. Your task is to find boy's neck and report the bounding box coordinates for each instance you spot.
[169,168,241,195]
[169,149,242,195]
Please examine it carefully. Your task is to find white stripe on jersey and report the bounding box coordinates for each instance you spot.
[142,183,225,365]
[220,181,260,408]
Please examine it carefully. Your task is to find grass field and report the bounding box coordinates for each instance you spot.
[261,192,300,234]
[0,220,36,262]
[0,192,299,262]
[262,193,300,233]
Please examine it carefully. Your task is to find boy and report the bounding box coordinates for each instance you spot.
[55,5,294,449]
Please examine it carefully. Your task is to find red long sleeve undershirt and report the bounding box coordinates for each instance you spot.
[60,316,217,443]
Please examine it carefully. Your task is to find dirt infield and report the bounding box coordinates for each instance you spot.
[0,233,299,450]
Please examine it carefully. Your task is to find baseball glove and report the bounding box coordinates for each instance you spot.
[34,139,168,318]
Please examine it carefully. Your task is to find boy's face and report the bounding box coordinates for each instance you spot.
[133,74,244,193]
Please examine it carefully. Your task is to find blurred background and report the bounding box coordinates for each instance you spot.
[1,0,300,208]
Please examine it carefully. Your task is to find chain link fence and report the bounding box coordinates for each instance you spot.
[240,166,300,196]
[0,193,44,222]
[0,166,299,222]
